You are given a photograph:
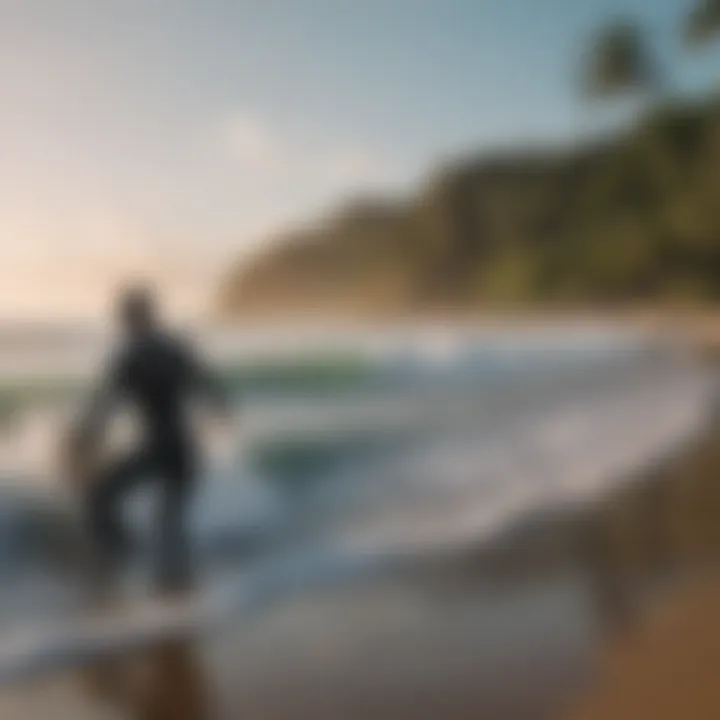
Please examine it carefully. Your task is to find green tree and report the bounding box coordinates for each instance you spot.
[685,0,720,47]
[584,20,659,98]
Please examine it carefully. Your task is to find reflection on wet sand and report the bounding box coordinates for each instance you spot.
[79,635,210,720]
[135,638,209,720]
[0,634,210,720]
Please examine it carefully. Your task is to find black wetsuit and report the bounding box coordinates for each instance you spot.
[81,328,227,587]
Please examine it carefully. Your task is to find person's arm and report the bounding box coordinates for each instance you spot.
[183,342,232,416]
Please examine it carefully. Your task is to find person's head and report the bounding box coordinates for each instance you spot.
[116,284,158,336]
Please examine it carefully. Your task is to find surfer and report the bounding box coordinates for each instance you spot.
[73,285,230,594]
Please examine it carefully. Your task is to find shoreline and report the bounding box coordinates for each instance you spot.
[0,358,717,718]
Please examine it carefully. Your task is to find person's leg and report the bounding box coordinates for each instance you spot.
[84,449,153,575]
[154,450,196,594]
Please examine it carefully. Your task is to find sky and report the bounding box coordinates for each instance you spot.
[0,0,716,320]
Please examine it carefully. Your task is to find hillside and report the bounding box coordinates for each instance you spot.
[219,98,720,317]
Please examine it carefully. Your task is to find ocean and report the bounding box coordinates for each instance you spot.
[0,323,713,678]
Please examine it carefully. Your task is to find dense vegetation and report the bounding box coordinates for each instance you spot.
[219,3,720,316]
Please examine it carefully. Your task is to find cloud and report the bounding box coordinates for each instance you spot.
[218,109,408,194]
[222,113,284,173]
[324,145,390,186]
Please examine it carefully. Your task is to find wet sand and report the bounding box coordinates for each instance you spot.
[4,399,720,718]
[568,577,720,720]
